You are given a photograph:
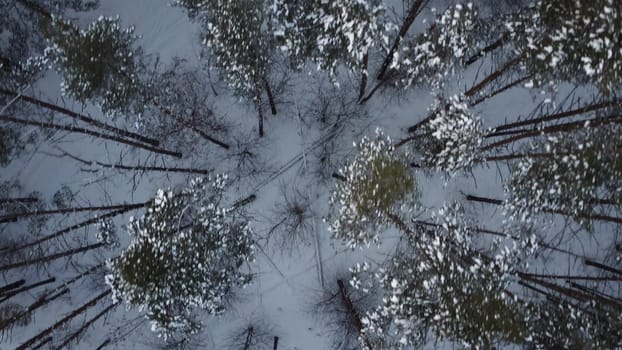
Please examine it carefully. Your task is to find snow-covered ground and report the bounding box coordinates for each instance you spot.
[3,0,619,349]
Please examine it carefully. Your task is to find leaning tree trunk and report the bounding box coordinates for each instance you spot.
[0,88,160,146]
[0,280,25,295]
[3,201,149,254]
[0,277,55,303]
[0,202,148,224]
[465,194,622,225]
[16,290,111,350]
[481,114,622,151]
[486,97,622,136]
[53,303,117,350]
[407,56,521,133]
[262,77,277,115]
[0,242,106,272]
[337,279,374,350]
[256,85,265,138]
[0,114,182,158]
[376,0,427,81]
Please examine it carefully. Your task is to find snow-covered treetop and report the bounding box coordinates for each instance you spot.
[411,94,484,176]
[272,0,389,77]
[106,175,254,339]
[176,0,271,99]
[354,202,527,349]
[505,123,622,229]
[516,0,621,95]
[44,16,143,115]
[395,3,477,89]
[328,129,418,248]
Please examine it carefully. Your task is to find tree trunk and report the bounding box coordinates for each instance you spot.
[585,259,622,277]
[0,88,160,146]
[0,288,69,332]
[0,277,55,303]
[518,272,622,282]
[53,303,117,350]
[0,202,146,224]
[3,201,148,254]
[273,336,279,350]
[358,52,369,100]
[243,327,254,350]
[465,33,509,66]
[65,152,209,175]
[481,114,622,151]
[16,290,111,350]
[376,0,426,81]
[470,75,532,106]
[466,194,622,224]
[568,282,622,310]
[464,57,521,98]
[154,102,231,149]
[0,242,106,272]
[256,86,265,137]
[0,280,25,295]
[95,338,111,350]
[31,336,53,350]
[0,197,38,205]
[487,98,622,135]
[0,114,182,158]
[337,279,373,350]
[263,77,277,115]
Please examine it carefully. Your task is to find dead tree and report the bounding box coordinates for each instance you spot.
[3,200,150,254]
[376,0,428,81]
[0,242,106,272]
[0,88,160,146]
[0,114,182,158]
[0,277,55,303]
[16,289,111,350]
[0,202,148,224]
[53,303,117,350]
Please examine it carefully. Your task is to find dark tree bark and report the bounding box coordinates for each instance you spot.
[272,336,279,350]
[3,201,148,254]
[336,279,373,350]
[0,202,147,224]
[0,277,55,303]
[53,303,117,350]
[469,75,532,106]
[0,288,69,332]
[481,114,622,151]
[0,242,106,272]
[464,32,510,66]
[263,77,277,115]
[243,326,254,350]
[16,290,111,350]
[154,102,231,150]
[359,52,369,100]
[65,152,209,175]
[256,87,265,138]
[0,114,182,158]
[95,338,111,350]
[464,57,521,98]
[0,280,25,295]
[16,0,53,19]
[487,98,622,136]
[0,264,101,333]
[585,259,622,277]
[466,194,622,224]
[376,0,427,81]
[0,88,160,146]
[31,336,53,350]
[0,197,39,205]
